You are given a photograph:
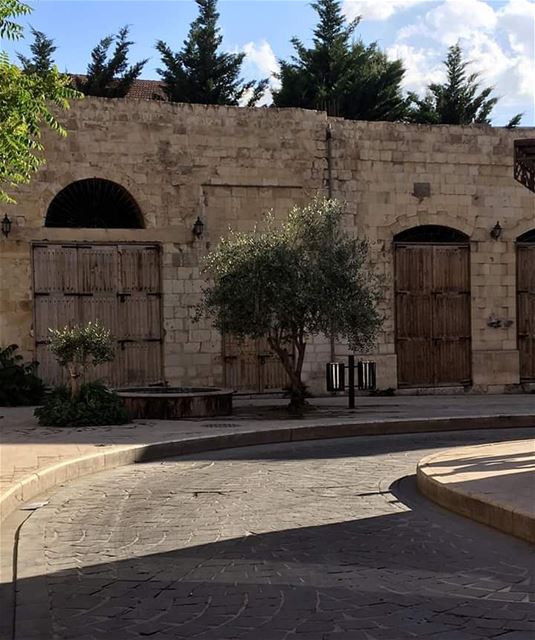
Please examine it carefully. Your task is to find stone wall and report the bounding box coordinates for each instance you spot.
[1,98,533,393]
[330,120,535,391]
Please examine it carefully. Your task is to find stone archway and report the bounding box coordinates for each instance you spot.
[517,229,535,381]
[394,225,471,388]
[35,180,160,387]
[45,178,144,228]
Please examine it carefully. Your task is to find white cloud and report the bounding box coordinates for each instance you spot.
[498,0,535,59]
[343,0,431,22]
[390,0,534,122]
[243,40,280,84]
[397,0,498,45]
[387,44,443,94]
[242,39,281,105]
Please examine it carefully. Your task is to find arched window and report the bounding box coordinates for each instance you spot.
[394,225,469,243]
[45,178,144,228]
[517,228,535,243]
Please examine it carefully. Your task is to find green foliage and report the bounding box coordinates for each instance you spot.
[273,0,409,121]
[48,321,115,368]
[75,25,147,98]
[48,321,115,398]
[0,0,81,203]
[0,0,30,40]
[156,0,267,106]
[505,113,523,129]
[0,344,44,406]
[409,43,522,126]
[17,26,56,73]
[198,197,382,410]
[34,382,129,427]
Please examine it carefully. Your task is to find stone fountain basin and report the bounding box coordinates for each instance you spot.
[116,387,233,420]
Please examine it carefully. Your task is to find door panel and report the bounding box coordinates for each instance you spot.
[518,244,535,381]
[33,243,162,388]
[223,334,289,392]
[33,245,79,294]
[395,243,471,387]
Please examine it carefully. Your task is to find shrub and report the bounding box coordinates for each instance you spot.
[0,344,45,406]
[35,382,129,427]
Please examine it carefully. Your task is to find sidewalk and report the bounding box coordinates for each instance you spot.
[418,439,535,543]
[1,394,534,524]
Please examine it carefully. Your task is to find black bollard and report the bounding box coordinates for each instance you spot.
[348,354,355,409]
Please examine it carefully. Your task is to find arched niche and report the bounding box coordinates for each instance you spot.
[45,178,144,229]
[394,225,469,244]
[517,228,535,243]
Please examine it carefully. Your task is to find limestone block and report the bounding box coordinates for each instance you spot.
[472,350,520,385]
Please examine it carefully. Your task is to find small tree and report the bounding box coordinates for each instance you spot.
[409,43,522,126]
[17,26,56,73]
[48,322,115,398]
[75,26,147,98]
[198,198,382,412]
[156,0,267,106]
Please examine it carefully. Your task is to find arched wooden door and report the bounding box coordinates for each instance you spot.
[517,230,535,381]
[394,226,471,388]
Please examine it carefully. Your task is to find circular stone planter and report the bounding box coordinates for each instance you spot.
[116,387,233,419]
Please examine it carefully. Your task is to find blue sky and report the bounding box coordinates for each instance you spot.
[3,0,534,125]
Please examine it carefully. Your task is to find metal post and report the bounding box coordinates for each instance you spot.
[348,354,355,409]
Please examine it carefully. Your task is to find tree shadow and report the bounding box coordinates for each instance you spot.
[11,478,535,640]
[423,450,535,477]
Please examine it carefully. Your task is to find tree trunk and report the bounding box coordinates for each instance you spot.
[267,336,307,415]
[67,363,83,399]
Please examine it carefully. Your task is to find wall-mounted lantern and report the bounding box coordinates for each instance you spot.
[192,216,204,239]
[1,214,12,238]
[490,221,503,240]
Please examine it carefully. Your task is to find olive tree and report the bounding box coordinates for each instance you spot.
[198,198,382,411]
[48,321,115,398]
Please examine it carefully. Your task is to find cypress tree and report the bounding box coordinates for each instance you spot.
[410,43,522,126]
[273,0,410,121]
[75,26,147,98]
[156,0,267,106]
[17,27,56,74]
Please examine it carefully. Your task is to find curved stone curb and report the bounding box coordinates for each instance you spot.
[417,446,535,545]
[1,413,534,524]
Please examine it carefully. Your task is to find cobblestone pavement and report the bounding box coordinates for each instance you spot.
[15,430,535,640]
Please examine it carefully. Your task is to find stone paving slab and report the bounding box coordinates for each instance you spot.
[1,395,534,524]
[11,432,535,640]
[417,439,535,543]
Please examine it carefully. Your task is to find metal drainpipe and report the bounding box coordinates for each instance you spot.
[326,123,336,363]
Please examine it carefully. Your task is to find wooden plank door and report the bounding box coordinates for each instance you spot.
[117,245,162,387]
[77,245,119,386]
[395,245,434,386]
[432,245,471,385]
[223,334,289,392]
[395,243,471,387]
[33,245,79,385]
[518,244,535,381]
[33,243,162,388]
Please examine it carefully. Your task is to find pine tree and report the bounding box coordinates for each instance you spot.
[17,27,56,74]
[410,43,522,126]
[156,0,267,106]
[272,0,410,121]
[75,26,147,98]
